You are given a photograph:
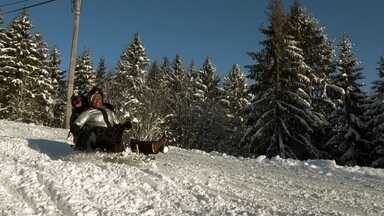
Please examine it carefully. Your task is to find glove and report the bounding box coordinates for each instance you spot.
[120,118,132,130]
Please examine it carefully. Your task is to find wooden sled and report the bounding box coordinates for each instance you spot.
[130,135,168,155]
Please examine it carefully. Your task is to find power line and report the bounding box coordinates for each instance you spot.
[0,0,33,8]
[3,0,59,15]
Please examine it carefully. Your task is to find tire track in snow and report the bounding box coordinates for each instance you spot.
[133,160,268,215]
[0,137,59,215]
[154,151,278,213]
[155,151,276,207]
[35,173,77,216]
[0,167,61,216]
[0,136,84,216]
[0,177,34,216]
[130,166,229,214]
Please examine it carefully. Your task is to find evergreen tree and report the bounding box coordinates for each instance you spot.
[147,60,161,89]
[111,33,164,140]
[159,57,173,80]
[95,57,107,87]
[242,0,325,159]
[287,1,338,116]
[326,35,370,166]
[189,59,199,79]
[102,72,116,104]
[371,57,384,96]
[165,55,194,147]
[145,58,173,141]
[0,11,49,123]
[74,49,95,96]
[48,47,65,127]
[192,57,225,151]
[96,57,107,86]
[223,64,251,152]
[366,57,384,167]
[200,58,222,98]
[113,32,149,115]
[0,14,7,116]
[32,34,54,125]
[149,57,173,114]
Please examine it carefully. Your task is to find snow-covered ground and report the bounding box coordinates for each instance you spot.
[0,120,383,216]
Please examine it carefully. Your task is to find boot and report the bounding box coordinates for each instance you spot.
[151,135,168,154]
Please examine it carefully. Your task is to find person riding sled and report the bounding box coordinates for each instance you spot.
[71,87,131,152]
[69,94,88,143]
[70,87,168,154]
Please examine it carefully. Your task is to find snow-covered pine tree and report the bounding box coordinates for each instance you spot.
[326,35,370,166]
[102,72,116,104]
[147,60,161,89]
[287,1,340,151]
[163,55,195,147]
[113,33,149,112]
[287,1,338,117]
[242,0,325,160]
[189,59,199,79]
[154,57,173,116]
[159,57,172,79]
[113,32,148,116]
[74,49,95,96]
[111,33,164,140]
[222,64,251,153]
[192,57,226,151]
[0,11,50,123]
[365,57,384,167]
[48,47,65,127]
[0,14,7,116]
[200,58,222,100]
[95,57,107,87]
[31,34,54,125]
[144,58,175,142]
[148,59,169,102]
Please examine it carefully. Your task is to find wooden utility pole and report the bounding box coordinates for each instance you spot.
[64,0,82,129]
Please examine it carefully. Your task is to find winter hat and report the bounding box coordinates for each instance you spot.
[71,95,83,108]
[88,87,103,100]
[88,87,104,108]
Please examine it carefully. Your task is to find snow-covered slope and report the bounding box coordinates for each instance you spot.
[0,120,383,216]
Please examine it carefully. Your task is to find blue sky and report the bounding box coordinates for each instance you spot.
[2,0,384,91]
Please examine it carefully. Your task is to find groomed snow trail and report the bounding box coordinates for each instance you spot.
[0,120,383,216]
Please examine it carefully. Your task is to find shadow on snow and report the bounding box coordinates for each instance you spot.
[27,139,73,159]
[26,139,151,166]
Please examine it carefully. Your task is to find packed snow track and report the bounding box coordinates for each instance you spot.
[0,120,383,216]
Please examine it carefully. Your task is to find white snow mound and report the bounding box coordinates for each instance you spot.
[0,120,383,216]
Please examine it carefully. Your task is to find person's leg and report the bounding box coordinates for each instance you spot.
[92,126,125,152]
[75,125,94,151]
[109,126,125,152]
[85,132,97,151]
[92,127,109,151]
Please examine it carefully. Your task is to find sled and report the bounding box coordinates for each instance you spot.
[70,133,169,155]
[129,135,169,155]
